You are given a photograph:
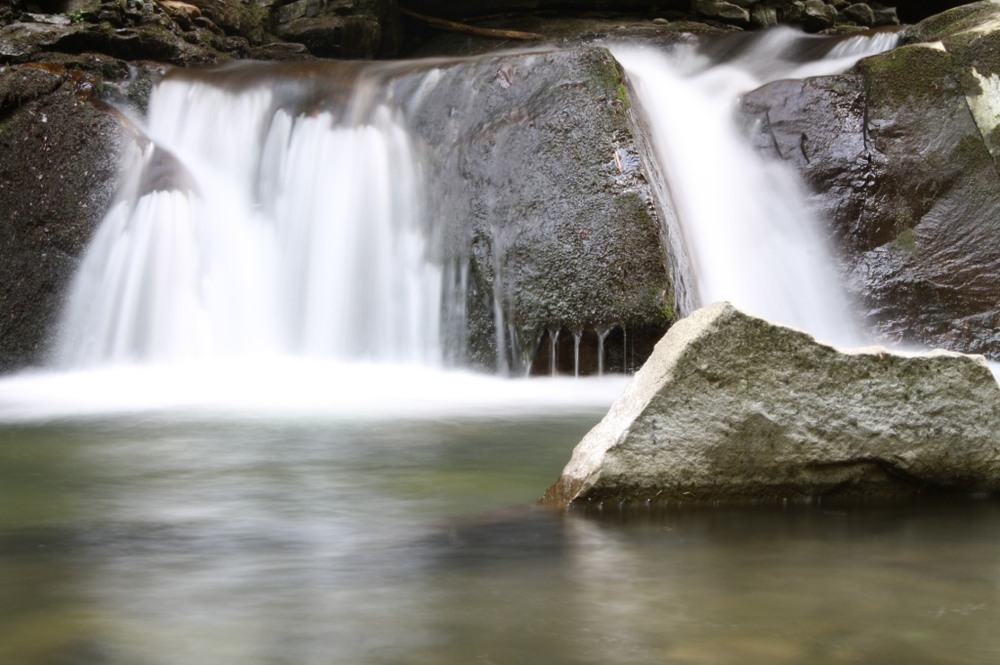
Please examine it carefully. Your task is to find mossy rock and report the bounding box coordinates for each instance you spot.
[903,0,1000,45]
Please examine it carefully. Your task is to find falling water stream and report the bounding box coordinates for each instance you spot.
[613,28,898,345]
[2,29,1000,665]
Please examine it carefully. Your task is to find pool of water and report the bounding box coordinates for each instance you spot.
[2,395,999,665]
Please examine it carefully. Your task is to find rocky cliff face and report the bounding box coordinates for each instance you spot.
[742,1,1000,358]
[543,302,1000,507]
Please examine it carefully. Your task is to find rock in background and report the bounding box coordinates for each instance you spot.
[399,0,904,32]
[543,301,1000,507]
[742,1,1000,359]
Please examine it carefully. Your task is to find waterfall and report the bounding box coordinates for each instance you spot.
[0,30,928,421]
[53,30,899,373]
[54,65,443,369]
[612,28,899,346]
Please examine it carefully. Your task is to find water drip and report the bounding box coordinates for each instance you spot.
[571,327,584,378]
[595,325,612,377]
[506,324,541,377]
[548,327,560,377]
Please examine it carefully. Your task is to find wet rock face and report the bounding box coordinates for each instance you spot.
[396,47,674,373]
[0,62,132,371]
[543,302,1000,508]
[741,3,1000,358]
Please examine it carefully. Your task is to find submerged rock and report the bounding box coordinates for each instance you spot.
[542,302,1000,507]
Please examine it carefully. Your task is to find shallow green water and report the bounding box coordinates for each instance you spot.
[2,413,999,665]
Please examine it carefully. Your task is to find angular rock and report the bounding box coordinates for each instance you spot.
[774,0,806,23]
[272,0,401,58]
[871,6,899,26]
[751,4,779,28]
[275,14,380,58]
[801,0,837,30]
[543,302,1000,507]
[0,16,222,65]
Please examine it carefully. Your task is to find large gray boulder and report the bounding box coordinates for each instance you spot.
[741,2,1000,359]
[542,302,1000,507]
[395,46,674,373]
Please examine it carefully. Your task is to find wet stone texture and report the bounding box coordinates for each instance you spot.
[741,1,1000,359]
[543,302,1000,508]
[0,63,131,371]
[394,46,674,373]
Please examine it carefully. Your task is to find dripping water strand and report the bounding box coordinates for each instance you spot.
[596,325,611,377]
[549,327,559,377]
[570,329,581,378]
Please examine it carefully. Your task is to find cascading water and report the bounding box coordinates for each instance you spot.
[54,66,443,368]
[6,27,988,423]
[612,28,900,346]
[51,31,904,370]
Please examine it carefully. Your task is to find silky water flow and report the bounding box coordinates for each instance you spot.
[2,30,999,665]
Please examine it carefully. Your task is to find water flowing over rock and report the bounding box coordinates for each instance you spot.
[26,47,671,374]
[543,302,1000,507]
[741,1,1000,359]
[397,47,673,372]
[612,33,897,349]
[1,2,996,373]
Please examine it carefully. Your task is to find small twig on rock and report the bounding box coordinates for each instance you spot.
[399,7,545,41]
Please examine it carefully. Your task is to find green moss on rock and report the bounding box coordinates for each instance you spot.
[903,1,1000,45]
[861,43,957,107]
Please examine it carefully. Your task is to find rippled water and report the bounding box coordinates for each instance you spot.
[2,407,999,665]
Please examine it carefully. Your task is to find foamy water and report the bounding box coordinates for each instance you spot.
[0,361,629,424]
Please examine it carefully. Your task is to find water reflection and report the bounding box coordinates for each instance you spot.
[2,417,999,665]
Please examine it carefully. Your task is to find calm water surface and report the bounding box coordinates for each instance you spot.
[2,408,999,665]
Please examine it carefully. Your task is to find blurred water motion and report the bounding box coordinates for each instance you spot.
[1,417,999,665]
